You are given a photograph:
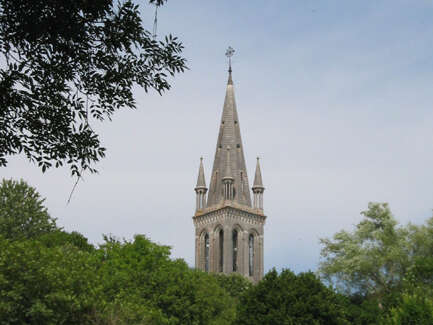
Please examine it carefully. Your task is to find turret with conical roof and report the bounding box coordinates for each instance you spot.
[252,157,265,210]
[195,157,207,211]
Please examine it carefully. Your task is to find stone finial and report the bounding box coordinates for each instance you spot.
[225,47,235,84]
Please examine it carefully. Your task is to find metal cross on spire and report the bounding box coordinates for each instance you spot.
[225,46,235,72]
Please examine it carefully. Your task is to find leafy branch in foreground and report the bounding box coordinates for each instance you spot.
[0,0,186,176]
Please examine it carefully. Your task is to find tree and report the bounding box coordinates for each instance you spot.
[236,269,349,325]
[381,293,433,325]
[96,235,236,324]
[0,0,186,176]
[319,204,433,323]
[319,203,411,299]
[380,252,433,324]
[212,273,252,301]
[0,236,100,324]
[0,178,57,240]
[0,232,238,324]
[407,217,433,287]
[39,230,95,252]
[343,294,383,325]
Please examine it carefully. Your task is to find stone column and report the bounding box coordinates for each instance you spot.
[210,229,216,273]
[224,224,232,273]
[195,233,200,269]
[243,230,249,278]
[259,234,264,280]
[237,229,244,275]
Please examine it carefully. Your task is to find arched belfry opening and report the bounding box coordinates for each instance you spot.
[232,229,238,272]
[192,48,266,283]
[204,233,210,272]
[219,229,224,272]
[248,233,254,276]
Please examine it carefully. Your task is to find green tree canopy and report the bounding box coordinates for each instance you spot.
[0,178,57,240]
[319,203,411,298]
[96,234,236,324]
[0,0,186,175]
[0,232,237,324]
[381,293,433,325]
[319,203,433,322]
[236,269,349,325]
[38,230,95,252]
[0,236,99,324]
[211,273,252,301]
[407,217,433,287]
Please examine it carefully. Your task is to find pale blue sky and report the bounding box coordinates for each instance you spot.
[3,0,433,273]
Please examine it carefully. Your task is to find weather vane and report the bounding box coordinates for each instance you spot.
[225,46,235,71]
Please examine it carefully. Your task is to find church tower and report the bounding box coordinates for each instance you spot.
[193,48,266,282]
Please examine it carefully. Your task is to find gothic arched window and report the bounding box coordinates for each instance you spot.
[219,229,224,272]
[249,234,254,276]
[204,233,209,272]
[232,229,238,272]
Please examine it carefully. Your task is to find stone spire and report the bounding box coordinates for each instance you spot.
[196,157,206,189]
[207,68,252,207]
[252,157,265,210]
[194,157,207,211]
[252,157,264,189]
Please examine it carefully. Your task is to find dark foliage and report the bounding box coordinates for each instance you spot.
[236,269,349,325]
[212,273,252,301]
[343,294,383,325]
[39,230,95,252]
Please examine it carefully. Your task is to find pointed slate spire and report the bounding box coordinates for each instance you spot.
[195,157,207,211]
[252,157,264,210]
[252,157,264,189]
[195,157,206,189]
[207,67,252,207]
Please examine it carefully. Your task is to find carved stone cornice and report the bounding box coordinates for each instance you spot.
[195,200,264,217]
[193,204,266,227]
